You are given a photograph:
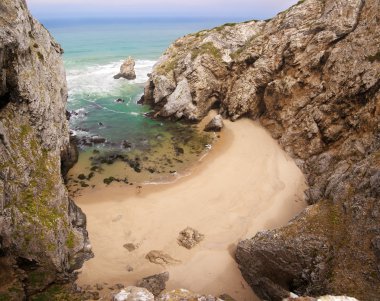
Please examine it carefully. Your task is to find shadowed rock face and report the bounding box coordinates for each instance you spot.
[143,0,380,300]
[0,0,92,299]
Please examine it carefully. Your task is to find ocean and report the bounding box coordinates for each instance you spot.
[42,17,243,186]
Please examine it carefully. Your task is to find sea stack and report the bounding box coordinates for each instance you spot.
[114,56,137,80]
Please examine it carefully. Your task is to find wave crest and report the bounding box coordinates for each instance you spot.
[66,59,156,100]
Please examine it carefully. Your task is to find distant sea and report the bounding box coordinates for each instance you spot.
[41,18,247,183]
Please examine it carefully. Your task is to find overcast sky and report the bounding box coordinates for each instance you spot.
[26,0,298,20]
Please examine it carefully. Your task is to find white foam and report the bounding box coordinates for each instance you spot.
[66,59,156,101]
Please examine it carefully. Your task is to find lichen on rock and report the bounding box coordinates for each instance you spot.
[0,0,92,299]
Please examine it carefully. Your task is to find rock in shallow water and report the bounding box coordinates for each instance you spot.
[114,56,137,80]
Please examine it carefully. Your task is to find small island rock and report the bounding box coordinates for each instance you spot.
[114,57,136,80]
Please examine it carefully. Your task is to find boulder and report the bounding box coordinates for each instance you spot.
[136,272,169,296]
[204,115,224,132]
[114,57,136,80]
[113,287,154,301]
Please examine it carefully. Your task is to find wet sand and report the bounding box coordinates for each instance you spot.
[74,118,307,300]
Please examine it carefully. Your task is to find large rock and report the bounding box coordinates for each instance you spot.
[204,115,224,132]
[113,286,154,301]
[136,272,169,296]
[0,0,92,299]
[142,0,380,300]
[114,57,137,80]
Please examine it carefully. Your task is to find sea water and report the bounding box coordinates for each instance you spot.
[42,18,242,190]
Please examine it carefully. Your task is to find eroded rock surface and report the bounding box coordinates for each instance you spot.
[0,0,92,299]
[114,57,137,80]
[142,0,380,300]
[177,227,205,249]
[156,289,223,301]
[113,286,154,301]
[204,115,224,132]
[136,272,169,297]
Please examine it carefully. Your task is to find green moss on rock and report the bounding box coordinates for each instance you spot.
[0,293,11,301]
[156,57,180,75]
[30,284,83,301]
[65,231,75,249]
[191,42,222,61]
[367,51,380,62]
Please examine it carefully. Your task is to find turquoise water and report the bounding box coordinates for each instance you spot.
[43,18,240,147]
[42,18,240,185]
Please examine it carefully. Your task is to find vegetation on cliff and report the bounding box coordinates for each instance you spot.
[143,0,380,299]
[0,0,91,299]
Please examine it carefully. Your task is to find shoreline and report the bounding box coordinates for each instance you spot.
[74,118,307,300]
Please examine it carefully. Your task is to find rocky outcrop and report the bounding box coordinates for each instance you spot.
[114,57,137,80]
[0,0,92,299]
[142,0,380,300]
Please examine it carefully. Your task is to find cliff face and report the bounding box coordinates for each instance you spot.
[143,0,380,300]
[0,0,91,299]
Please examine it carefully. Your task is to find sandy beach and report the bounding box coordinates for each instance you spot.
[74,118,307,300]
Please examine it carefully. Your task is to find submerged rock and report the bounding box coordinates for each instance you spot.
[121,140,132,148]
[136,271,169,296]
[204,114,224,132]
[114,57,137,80]
[177,227,205,249]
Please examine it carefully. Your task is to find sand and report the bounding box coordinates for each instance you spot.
[74,118,307,301]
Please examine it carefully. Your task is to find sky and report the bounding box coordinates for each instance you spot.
[26,0,298,20]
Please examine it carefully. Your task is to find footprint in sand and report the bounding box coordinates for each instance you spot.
[145,250,181,265]
[123,242,139,252]
[112,215,123,222]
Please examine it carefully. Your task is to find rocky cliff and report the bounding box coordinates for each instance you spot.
[0,0,91,299]
[142,0,380,300]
